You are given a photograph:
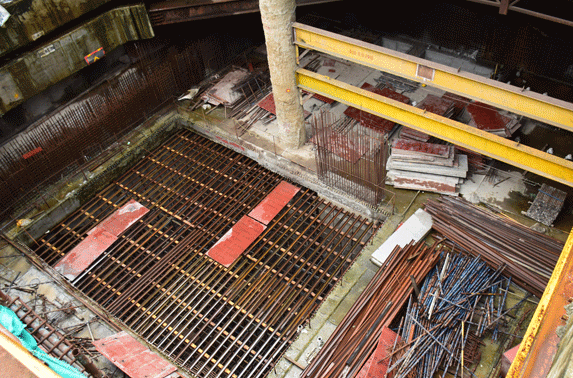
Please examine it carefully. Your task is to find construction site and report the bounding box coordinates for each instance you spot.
[1,1,573,378]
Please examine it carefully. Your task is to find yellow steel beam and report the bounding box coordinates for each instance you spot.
[296,68,573,187]
[507,230,573,378]
[293,23,573,132]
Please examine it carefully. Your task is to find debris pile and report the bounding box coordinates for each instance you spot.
[389,253,524,378]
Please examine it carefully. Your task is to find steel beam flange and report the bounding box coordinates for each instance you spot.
[293,22,573,132]
[296,68,573,187]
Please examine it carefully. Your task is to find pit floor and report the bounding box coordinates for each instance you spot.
[2,56,570,378]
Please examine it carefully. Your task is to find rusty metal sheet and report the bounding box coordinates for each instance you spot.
[54,200,148,280]
[248,181,300,225]
[93,331,177,378]
[207,216,266,267]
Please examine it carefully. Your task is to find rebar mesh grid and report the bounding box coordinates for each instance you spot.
[34,129,376,378]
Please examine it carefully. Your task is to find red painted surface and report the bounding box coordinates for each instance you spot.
[257,92,311,118]
[442,92,470,115]
[95,199,150,237]
[501,344,520,377]
[417,94,454,116]
[400,127,430,142]
[344,84,409,133]
[55,200,148,279]
[249,181,300,225]
[466,102,512,131]
[366,327,401,378]
[392,139,450,157]
[93,331,177,378]
[22,147,43,159]
[258,92,277,114]
[356,352,375,378]
[55,228,117,280]
[309,132,372,163]
[207,216,266,267]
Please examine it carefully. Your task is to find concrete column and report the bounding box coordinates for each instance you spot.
[259,0,306,149]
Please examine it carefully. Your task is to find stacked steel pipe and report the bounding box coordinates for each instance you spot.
[301,240,441,378]
[425,196,564,298]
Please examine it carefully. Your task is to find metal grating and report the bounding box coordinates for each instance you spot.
[33,129,376,378]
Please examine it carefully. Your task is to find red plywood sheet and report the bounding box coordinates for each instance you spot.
[392,139,450,157]
[344,84,409,133]
[248,181,300,225]
[400,127,430,142]
[465,102,512,131]
[257,92,311,118]
[96,199,149,236]
[365,327,400,378]
[208,216,266,267]
[417,94,454,116]
[55,200,148,280]
[442,92,470,114]
[55,228,117,280]
[258,92,276,114]
[93,331,177,378]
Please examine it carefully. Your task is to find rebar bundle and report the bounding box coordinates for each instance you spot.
[301,240,440,378]
[390,253,519,378]
[425,196,563,297]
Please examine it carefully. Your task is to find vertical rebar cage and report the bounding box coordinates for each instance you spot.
[311,111,388,208]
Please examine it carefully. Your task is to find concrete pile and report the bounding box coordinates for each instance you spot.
[386,138,468,195]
